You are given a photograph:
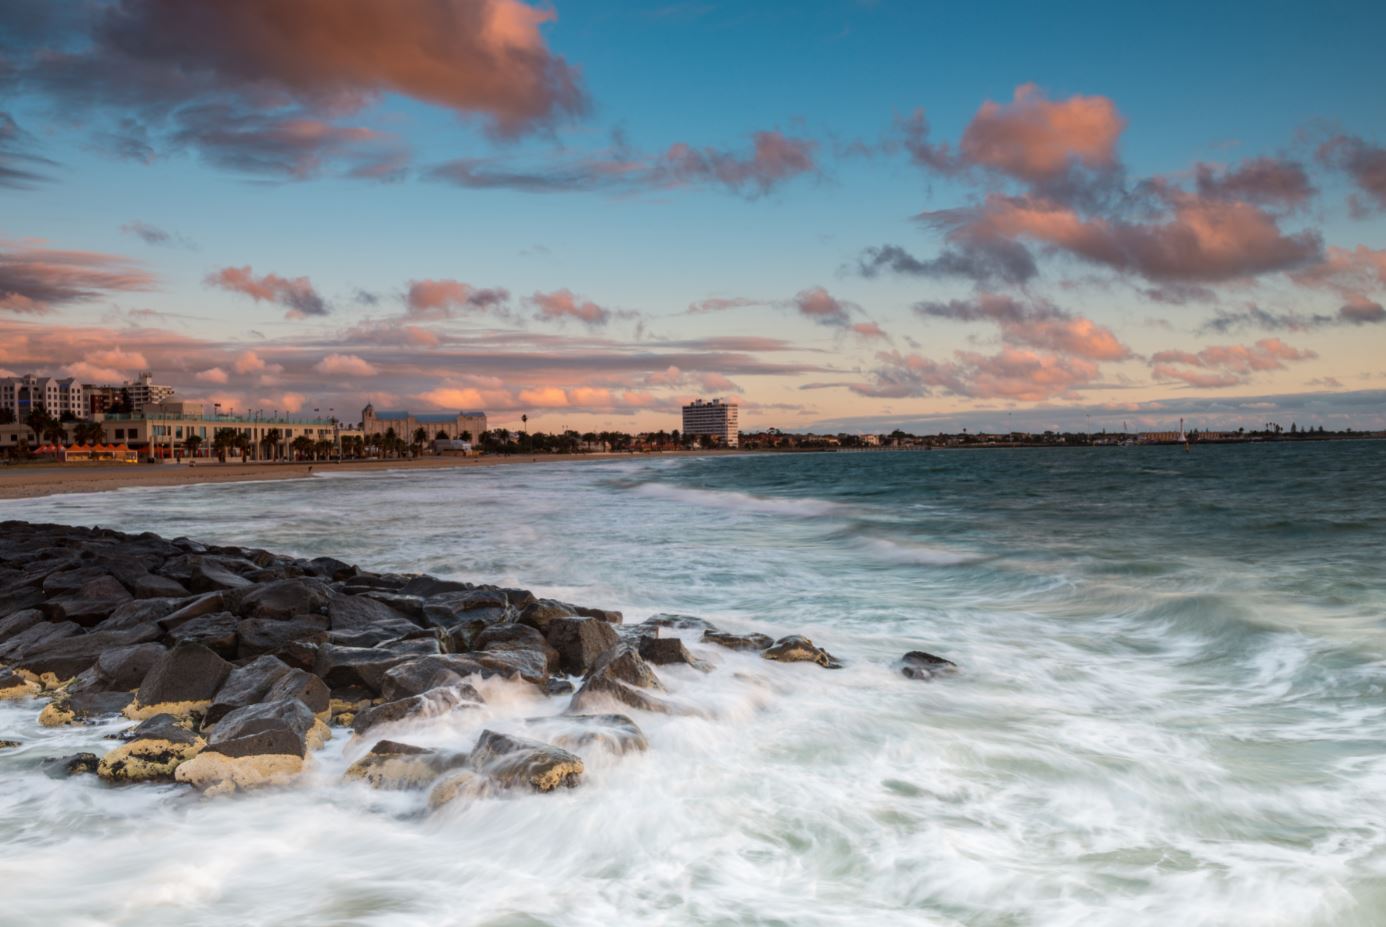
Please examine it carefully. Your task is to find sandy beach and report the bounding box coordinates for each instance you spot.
[0,452,698,501]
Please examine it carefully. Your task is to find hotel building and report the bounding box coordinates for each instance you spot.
[361,404,487,441]
[682,398,740,447]
[0,374,86,420]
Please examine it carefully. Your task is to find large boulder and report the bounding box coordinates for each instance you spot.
[638,635,711,671]
[546,617,621,676]
[327,595,419,639]
[568,644,678,715]
[343,739,468,791]
[132,573,190,599]
[0,608,42,644]
[44,574,131,627]
[156,593,227,632]
[98,714,204,782]
[126,641,233,720]
[399,576,472,598]
[97,597,186,632]
[467,730,584,793]
[420,588,514,643]
[167,611,239,658]
[203,698,321,758]
[264,668,331,717]
[236,616,328,666]
[203,655,293,726]
[762,635,841,669]
[529,713,649,756]
[350,684,484,735]
[313,645,418,695]
[14,625,160,681]
[188,558,253,593]
[703,629,774,652]
[899,650,957,680]
[379,655,490,700]
[0,620,81,662]
[231,578,332,621]
[516,599,577,634]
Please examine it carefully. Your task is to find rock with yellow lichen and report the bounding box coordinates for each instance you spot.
[175,752,305,796]
[97,714,205,782]
[344,739,469,791]
[0,670,40,701]
[123,641,232,721]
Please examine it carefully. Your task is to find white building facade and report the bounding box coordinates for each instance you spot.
[124,371,176,412]
[682,398,740,447]
[0,375,86,420]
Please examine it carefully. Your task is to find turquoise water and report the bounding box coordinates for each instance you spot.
[1,442,1384,926]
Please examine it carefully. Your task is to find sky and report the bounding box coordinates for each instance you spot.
[1,0,1385,434]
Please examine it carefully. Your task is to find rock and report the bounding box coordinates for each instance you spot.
[468,730,584,792]
[313,645,418,695]
[92,642,167,690]
[546,617,621,676]
[188,558,253,593]
[44,575,132,627]
[545,679,574,697]
[306,556,356,581]
[203,655,293,726]
[0,620,81,662]
[0,586,45,619]
[42,687,134,724]
[568,644,677,715]
[0,739,20,749]
[0,608,42,644]
[264,668,331,717]
[231,578,332,621]
[132,573,190,599]
[588,643,664,690]
[327,595,419,639]
[343,740,468,791]
[399,576,472,598]
[174,752,304,796]
[351,684,484,735]
[703,629,774,652]
[126,641,233,720]
[205,698,320,758]
[532,713,649,756]
[356,591,426,620]
[98,714,204,782]
[157,592,228,631]
[166,608,238,653]
[42,753,100,778]
[420,588,513,642]
[468,648,548,684]
[236,616,328,665]
[638,635,711,671]
[516,599,577,634]
[14,625,160,681]
[641,613,716,632]
[97,597,185,631]
[379,655,494,700]
[426,769,495,809]
[572,605,623,624]
[0,670,42,701]
[762,635,841,669]
[899,650,957,680]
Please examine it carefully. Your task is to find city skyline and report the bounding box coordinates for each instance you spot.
[3,0,1386,434]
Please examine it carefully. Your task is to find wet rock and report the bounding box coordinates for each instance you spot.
[174,751,304,796]
[588,643,664,690]
[327,595,419,639]
[532,713,648,756]
[14,624,160,680]
[0,670,40,701]
[0,608,42,644]
[0,586,44,620]
[355,591,426,620]
[568,644,677,715]
[899,650,957,680]
[231,578,332,621]
[516,599,577,634]
[343,739,468,791]
[426,769,495,808]
[379,655,495,700]
[313,645,418,695]
[0,739,20,749]
[156,592,228,631]
[43,687,134,724]
[203,655,294,726]
[306,556,356,582]
[572,605,623,624]
[638,635,711,671]
[762,635,841,669]
[0,620,82,662]
[351,684,484,735]
[43,575,131,627]
[545,679,574,697]
[468,730,584,792]
[97,597,186,631]
[641,613,716,632]
[93,642,168,689]
[236,616,328,665]
[188,558,253,594]
[420,588,513,641]
[204,698,321,759]
[468,648,548,684]
[703,629,774,652]
[98,713,204,782]
[399,576,472,598]
[132,573,190,599]
[264,668,331,717]
[126,641,233,720]
[42,753,100,778]
[167,610,239,658]
[546,617,621,676]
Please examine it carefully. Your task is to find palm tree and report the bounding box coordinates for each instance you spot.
[43,420,68,447]
[233,432,252,460]
[72,421,105,445]
[262,428,283,461]
[184,434,204,458]
[212,428,237,463]
[290,435,314,460]
[24,408,50,447]
[413,427,428,456]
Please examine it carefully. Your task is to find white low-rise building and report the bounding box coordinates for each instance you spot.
[0,374,85,420]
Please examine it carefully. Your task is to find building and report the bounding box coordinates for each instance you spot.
[682,398,740,447]
[361,404,487,442]
[124,371,176,412]
[0,374,86,421]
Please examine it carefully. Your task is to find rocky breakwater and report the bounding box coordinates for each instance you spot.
[0,520,956,806]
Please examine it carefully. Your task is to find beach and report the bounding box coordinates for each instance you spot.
[0,452,718,501]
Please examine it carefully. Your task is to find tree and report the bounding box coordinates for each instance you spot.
[413,427,428,456]
[291,435,314,460]
[460,430,472,443]
[262,428,283,461]
[212,428,238,463]
[24,409,51,446]
[43,419,68,446]
[435,430,449,442]
[72,421,105,445]
[184,434,204,458]
[0,408,13,425]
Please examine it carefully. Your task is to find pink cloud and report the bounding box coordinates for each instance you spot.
[1194,157,1314,209]
[206,265,328,317]
[851,322,888,340]
[232,350,270,375]
[1000,315,1130,361]
[660,131,816,196]
[960,84,1125,183]
[530,289,611,326]
[852,347,1100,401]
[1150,337,1316,387]
[0,240,155,313]
[258,392,306,414]
[405,279,509,319]
[196,367,229,384]
[314,353,378,377]
[793,287,856,327]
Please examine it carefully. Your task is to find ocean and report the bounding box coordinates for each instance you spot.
[2,441,1384,926]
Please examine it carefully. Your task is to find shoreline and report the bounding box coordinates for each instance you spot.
[0,451,734,502]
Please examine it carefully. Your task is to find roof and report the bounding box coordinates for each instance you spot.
[375,410,485,423]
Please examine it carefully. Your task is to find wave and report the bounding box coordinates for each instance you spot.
[627,481,859,518]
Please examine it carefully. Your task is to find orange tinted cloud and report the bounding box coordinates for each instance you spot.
[0,241,154,313]
[852,347,1100,401]
[960,84,1125,183]
[530,289,611,326]
[1150,338,1316,387]
[206,265,328,317]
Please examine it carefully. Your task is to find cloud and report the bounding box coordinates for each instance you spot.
[1318,135,1386,213]
[405,279,510,319]
[959,83,1125,184]
[530,289,612,327]
[852,347,1100,401]
[0,240,155,313]
[1150,337,1316,388]
[0,111,58,189]
[923,190,1322,284]
[196,367,229,384]
[687,296,763,314]
[258,392,306,414]
[429,129,817,198]
[792,287,857,328]
[855,239,1038,286]
[314,353,378,377]
[206,265,329,317]
[851,322,889,340]
[913,293,1131,361]
[120,220,172,246]
[1194,157,1314,209]
[232,350,269,375]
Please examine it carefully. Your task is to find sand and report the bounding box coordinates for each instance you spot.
[0,452,700,501]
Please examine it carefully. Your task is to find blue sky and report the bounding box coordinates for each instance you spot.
[1,0,1384,432]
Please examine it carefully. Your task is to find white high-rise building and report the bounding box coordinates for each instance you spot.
[124,371,175,412]
[0,374,86,420]
[682,398,740,447]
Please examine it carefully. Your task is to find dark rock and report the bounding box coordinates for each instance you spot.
[204,655,294,726]
[467,730,583,792]
[588,643,664,690]
[568,644,676,715]
[188,558,254,593]
[15,625,161,680]
[236,617,328,665]
[544,678,574,697]
[97,597,186,631]
[58,687,135,720]
[93,642,168,689]
[546,617,621,676]
[43,753,100,778]
[516,598,577,633]
[638,635,711,671]
[343,739,468,790]
[98,713,204,781]
[572,605,623,624]
[306,556,356,581]
[0,585,44,619]
[0,620,82,662]
[46,575,132,627]
[642,613,716,632]
[206,698,318,758]
[379,654,498,700]
[399,575,472,598]
[468,648,548,684]
[264,668,331,716]
[167,611,239,657]
[356,591,425,620]
[157,592,227,631]
[327,595,418,637]
[132,641,234,714]
[703,629,774,652]
[532,713,648,756]
[763,635,841,669]
[313,645,418,695]
[132,573,190,599]
[899,650,958,680]
[351,684,483,734]
[231,578,332,621]
[420,588,513,639]
[41,567,109,598]
[475,623,560,672]
[0,608,42,644]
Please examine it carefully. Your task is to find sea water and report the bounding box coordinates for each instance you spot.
[1,441,1384,926]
